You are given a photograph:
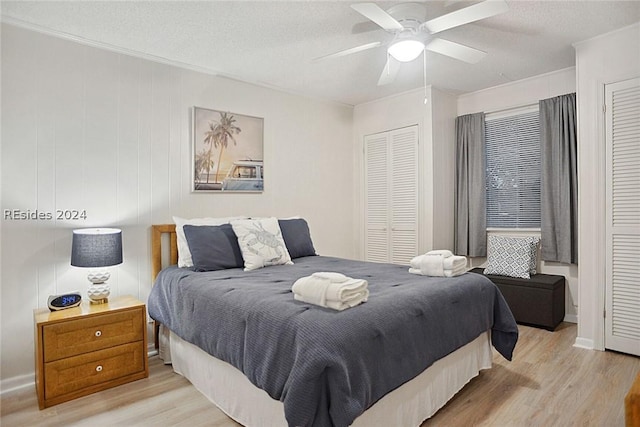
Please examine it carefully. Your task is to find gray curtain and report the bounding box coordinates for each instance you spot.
[540,93,578,264]
[455,112,486,257]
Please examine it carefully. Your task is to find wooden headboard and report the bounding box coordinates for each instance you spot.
[151,224,177,349]
[151,224,177,280]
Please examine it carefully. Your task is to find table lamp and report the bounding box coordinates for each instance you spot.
[71,228,123,304]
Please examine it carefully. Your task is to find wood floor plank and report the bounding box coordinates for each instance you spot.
[1,323,638,426]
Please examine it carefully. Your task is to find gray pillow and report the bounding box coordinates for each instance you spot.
[183,224,244,271]
[278,218,317,259]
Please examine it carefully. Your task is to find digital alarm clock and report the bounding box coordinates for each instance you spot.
[48,292,82,311]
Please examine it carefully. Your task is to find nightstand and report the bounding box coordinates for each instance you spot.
[34,295,149,409]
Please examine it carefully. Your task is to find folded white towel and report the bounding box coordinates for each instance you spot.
[409,268,467,277]
[312,272,349,283]
[443,255,467,271]
[292,273,369,311]
[421,255,446,276]
[426,249,453,258]
[409,267,466,278]
[326,277,368,301]
[292,276,331,305]
[408,254,468,277]
[294,290,369,311]
[410,255,425,269]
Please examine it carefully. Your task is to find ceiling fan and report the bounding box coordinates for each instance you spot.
[316,1,509,85]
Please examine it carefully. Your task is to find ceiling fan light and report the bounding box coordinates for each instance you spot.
[388,39,425,62]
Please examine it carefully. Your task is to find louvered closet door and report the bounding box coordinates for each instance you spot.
[605,77,640,356]
[365,132,391,263]
[364,126,418,264]
[389,127,418,264]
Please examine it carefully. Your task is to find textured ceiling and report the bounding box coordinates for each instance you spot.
[2,1,639,106]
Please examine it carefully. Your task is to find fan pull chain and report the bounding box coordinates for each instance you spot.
[423,49,428,105]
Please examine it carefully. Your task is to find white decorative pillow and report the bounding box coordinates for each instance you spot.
[173,216,247,268]
[484,235,539,279]
[231,217,293,271]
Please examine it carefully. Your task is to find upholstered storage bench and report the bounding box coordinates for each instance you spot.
[470,268,565,331]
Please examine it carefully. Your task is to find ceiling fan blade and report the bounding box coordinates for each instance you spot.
[352,20,381,35]
[377,57,401,86]
[313,41,382,61]
[425,38,486,64]
[422,0,509,34]
[351,3,404,31]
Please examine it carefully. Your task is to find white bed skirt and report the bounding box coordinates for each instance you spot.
[165,328,492,427]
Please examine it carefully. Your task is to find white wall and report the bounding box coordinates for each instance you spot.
[457,67,579,323]
[430,88,457,250]
[573,22,640,350]
[0,23,354,389]
[352,86,458,259]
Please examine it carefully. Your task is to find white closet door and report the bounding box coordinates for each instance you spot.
[389,127,418,264]
[605,77,640,356]
[365,132,391,263]
[364,126,418,264]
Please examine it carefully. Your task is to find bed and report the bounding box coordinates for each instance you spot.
[147,222,518,427]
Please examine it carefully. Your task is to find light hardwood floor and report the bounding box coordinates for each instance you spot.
[2,323,638,427]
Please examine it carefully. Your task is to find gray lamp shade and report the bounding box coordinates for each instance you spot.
[71,228,123,268]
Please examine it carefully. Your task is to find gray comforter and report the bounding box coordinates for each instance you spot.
[148,256,518,427]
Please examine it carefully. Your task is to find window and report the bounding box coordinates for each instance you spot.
[485,107,541,228]
[233,166,257,178]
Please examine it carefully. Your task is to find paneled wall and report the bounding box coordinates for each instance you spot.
[0,23,354,387]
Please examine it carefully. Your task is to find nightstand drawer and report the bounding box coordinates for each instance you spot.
[44,341,145,400]
[43,308,144,362]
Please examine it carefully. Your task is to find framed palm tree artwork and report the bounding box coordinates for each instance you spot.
[192,106,264,192]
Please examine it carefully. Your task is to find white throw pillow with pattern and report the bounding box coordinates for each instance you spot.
[484,235,539,279]
[231,217,293,271]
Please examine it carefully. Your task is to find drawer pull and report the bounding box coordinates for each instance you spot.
[95,330,102,337]
[96,365,103,372]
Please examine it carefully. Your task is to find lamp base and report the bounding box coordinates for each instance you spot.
[87,271,111,304]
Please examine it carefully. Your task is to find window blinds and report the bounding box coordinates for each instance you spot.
[485,110,541,228]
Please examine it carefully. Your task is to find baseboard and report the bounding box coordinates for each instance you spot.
[1,350,159,398]
[564,313,578,324]
[0,373,34,396]
[573,336,595,350]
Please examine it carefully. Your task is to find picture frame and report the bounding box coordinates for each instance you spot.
[192,106,264,192]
